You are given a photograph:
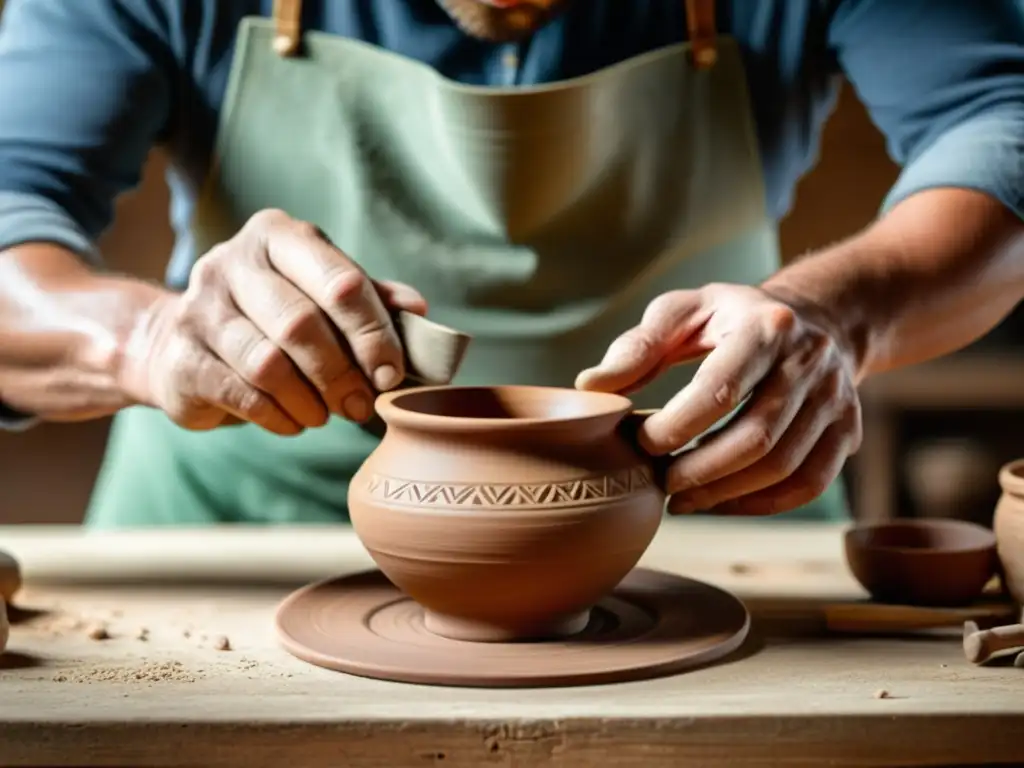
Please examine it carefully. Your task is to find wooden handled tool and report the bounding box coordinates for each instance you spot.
[361,311,473,438]
[963,620,1024,664]
[822,601,1017,634]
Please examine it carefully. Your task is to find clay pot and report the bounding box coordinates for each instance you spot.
[844,519,997,607]
[904,438,1000,524]
[348,385,666,642]
[994,460,1024,605]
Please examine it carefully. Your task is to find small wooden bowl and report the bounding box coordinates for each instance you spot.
[844,519,997,607]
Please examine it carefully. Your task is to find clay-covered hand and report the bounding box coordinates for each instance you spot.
[576,283,862,516]
[118,209,427,435]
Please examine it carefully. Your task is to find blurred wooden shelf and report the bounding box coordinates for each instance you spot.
[861,353,1024,408]
[854,352,1024,523]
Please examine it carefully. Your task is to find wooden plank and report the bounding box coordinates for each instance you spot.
[1,521,1023,767]
[861,354,1024,408]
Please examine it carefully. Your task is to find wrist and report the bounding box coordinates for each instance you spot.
[760,263,875,383]
[0,244,172,420]
[101,277,174,407]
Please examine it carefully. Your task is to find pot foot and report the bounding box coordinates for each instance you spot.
[423,608,591,643]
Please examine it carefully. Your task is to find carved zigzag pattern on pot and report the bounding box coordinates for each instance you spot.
[365,466,655,509]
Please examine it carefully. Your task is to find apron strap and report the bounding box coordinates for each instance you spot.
[272,0,303,57]
[684,0,718,69]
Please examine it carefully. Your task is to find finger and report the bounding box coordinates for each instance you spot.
[575,290,708,393]
[574,327,667,393]
[640,321,779,455]
[374,279,429,315]
[225,267,372,419]
[665,381,837,513]
[662,342,828,494]
[264,222,405,391]
[207,312,330,428]
[171,347,302,436]
[699,419,854,517]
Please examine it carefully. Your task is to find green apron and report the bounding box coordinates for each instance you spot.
[86,0,848,527]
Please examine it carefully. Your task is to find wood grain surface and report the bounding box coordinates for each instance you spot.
[1,520,1023,768]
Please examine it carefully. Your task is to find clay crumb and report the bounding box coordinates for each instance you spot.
[213,635,231,651]
[874,689,891,699]
[182,629,192,639]
[135,627,149,641]
[86,624,110,641]
[52,660,198,684]
[728,562,752,575]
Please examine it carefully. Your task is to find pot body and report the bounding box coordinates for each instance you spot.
[349,413,664,641]
[995,462,1024,605]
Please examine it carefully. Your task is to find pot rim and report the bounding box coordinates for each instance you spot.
[375,384,634,432]
[844,518,996,556]
[999,459,1024,497]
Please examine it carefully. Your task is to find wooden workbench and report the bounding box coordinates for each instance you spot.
[1,520,1022,767]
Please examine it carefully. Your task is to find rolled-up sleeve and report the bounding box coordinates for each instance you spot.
[0,0,174,429]
[828,0,1024,219]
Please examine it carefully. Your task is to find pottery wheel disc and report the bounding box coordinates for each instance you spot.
[275,568,751,688]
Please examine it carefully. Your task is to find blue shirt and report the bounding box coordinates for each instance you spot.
[0,0,1023,427]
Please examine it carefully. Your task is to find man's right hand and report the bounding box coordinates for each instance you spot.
[119,209,427,435]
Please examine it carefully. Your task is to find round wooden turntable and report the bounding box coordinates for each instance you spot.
[276,568,750,688]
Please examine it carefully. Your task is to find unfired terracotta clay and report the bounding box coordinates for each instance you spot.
[0,550,20,604]
[275,568,750,687]
[994,459,1024,605]
[0,598,7,655]
[348,385,666,642]
[844,519,997,607]
[904,438,1000,524]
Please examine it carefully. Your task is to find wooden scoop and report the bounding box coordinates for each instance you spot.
[361,311,473,437]
[393,311,473,387]
[963,620,1024,664]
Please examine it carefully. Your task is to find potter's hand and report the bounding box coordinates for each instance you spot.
[118,209,427,434]
[576,284,862,516]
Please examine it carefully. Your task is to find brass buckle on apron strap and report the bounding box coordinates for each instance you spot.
[685,0,718,69]
[272,0,718,69]
[272,0,302,57]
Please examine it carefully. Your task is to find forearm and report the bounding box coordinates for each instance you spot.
[0,243,168,421]
[762,188,1024,382]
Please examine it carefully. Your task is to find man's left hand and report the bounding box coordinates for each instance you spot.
[575,284,862,516]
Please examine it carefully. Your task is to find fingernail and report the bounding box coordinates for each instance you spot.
[373,364,401,391]
[343,391,372,423]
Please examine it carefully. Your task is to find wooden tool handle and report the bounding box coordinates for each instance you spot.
[963,621,1024,664]
[823,602,1017,634]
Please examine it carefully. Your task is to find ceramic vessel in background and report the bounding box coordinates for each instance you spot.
[904,438,1000,525]
[994,459,1024,605]
[844,519,997,607]
[348,385,666,642]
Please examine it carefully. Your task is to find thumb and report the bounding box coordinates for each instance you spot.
[575,290,710,394]
[374,279,428,315]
